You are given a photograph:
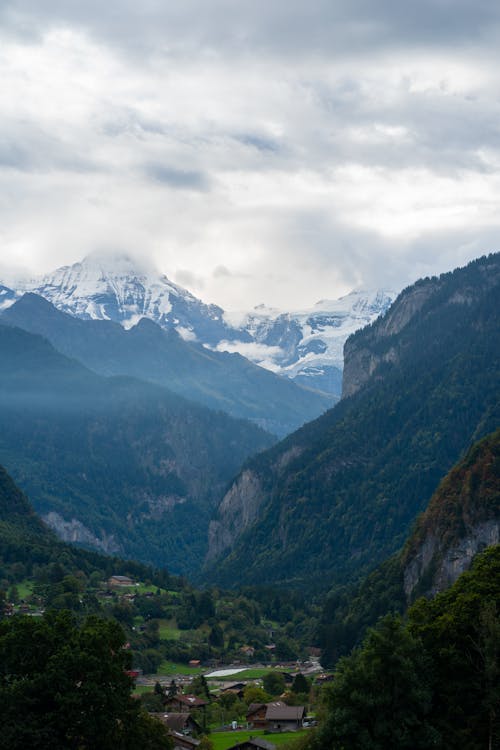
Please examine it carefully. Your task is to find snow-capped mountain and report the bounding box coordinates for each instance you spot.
[3,253,396,397]
[16,252,249,346]
[217,290,396,394]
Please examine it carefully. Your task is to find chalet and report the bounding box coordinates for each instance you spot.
[247,702,305,732]
[108,575,134,587]
[163,694,209,713]
[168,731,201,750]
[188,660,201,668]
[240,645,255,658]
[152,712,202,736]
[220,682,246,699]
[265,703,305,732]
[226,739,276,750]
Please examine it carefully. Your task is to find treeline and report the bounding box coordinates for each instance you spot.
[306,545,500,750]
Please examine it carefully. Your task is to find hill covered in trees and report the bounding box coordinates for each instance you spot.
[205,253,500,588]
[318,428,500,664]
[0,323,273,574]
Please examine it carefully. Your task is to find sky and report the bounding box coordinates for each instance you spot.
[1,0,500,310]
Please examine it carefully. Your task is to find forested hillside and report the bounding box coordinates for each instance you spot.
[0,324,273,573]
[318,428,500,664]
[205,254,500,588]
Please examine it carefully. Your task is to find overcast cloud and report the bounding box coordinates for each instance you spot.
[1,0,500,309]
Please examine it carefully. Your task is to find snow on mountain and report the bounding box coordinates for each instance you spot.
[2,253,396,397]
[16,252,248,346]
[216,290,396,395]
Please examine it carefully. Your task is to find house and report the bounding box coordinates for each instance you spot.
[246,703,268,729]
[163,694,209,713]
[247,702,305,732]
[240,645,255,658]
[265,703,305,732]
[220,682,246,700]
[168,731,201,750]
[152,712,202,736]
[108,575,134,587]
[188,659,201,668]
[226,739,276,750]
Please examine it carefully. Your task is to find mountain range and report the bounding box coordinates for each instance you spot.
[1,293,330,438]
[0,252,395,398]
[0,323,274,573]
[204,253,500,589]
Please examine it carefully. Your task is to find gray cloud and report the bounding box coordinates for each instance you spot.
[145,164,210,191]
[0,1,499,309]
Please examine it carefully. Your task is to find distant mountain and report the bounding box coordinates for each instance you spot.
[1,253,394,397]
[0,324,273,574]
[204,253,500,589]
[1,293,331,437]
[219,289,396,395]
[318,428,500,664]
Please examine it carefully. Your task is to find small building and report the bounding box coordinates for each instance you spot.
[108,575,134,587]
[163,694,209,713]
[226,739,276,750]
[153,712,202,736]
[188,660,201,668]
[168,731,201,750]
[265,703,305,732]
[246,703,268,729]
[247,702,305,732]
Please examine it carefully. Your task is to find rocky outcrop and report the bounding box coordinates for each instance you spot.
[44,511,121,555]
[206,470,265,562]
[403,520,499,599]
[342,254,500,399]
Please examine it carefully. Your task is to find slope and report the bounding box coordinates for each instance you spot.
[0,324,274,574]
[1,293,332,437]
[205,253,500,588]
[318,428,500,664]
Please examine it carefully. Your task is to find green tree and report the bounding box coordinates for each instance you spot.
[312,615,438,750]
[262,670,286,697]
[0,611,172,749]
[291,672,309,695]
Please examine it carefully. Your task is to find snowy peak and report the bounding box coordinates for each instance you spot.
[1,253,397,397]
[16,252,240,345]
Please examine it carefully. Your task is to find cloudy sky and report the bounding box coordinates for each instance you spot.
[1,1,500,310]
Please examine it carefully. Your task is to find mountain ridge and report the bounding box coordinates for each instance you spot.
[203,253,500,589]
[1,253,395,397]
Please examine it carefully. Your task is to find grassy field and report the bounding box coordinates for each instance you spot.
[14,580,34,599]
[157,660,205,676]
[157,620,181,640]
[210,729,307,749]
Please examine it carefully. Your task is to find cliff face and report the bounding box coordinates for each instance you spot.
[342,255,500,399]
[402,429,500,600]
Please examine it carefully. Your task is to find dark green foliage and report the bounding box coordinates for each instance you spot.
[408,545,500,750]
[0,323,273,573]
[307,546,500,750]
[0,611,172,749]
[207,253,500,589]
[318,428,500,664]
[311,616,438,750]
[291,672,309,695]
[262,670,286,696]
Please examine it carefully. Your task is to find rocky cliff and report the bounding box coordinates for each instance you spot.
[402,428,500,599]
[342,254,500,398]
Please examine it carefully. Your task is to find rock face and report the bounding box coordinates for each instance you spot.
[402,428,500,600]
[342,257,500,398]
[44,511,121,556]
[206,470,265,563]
